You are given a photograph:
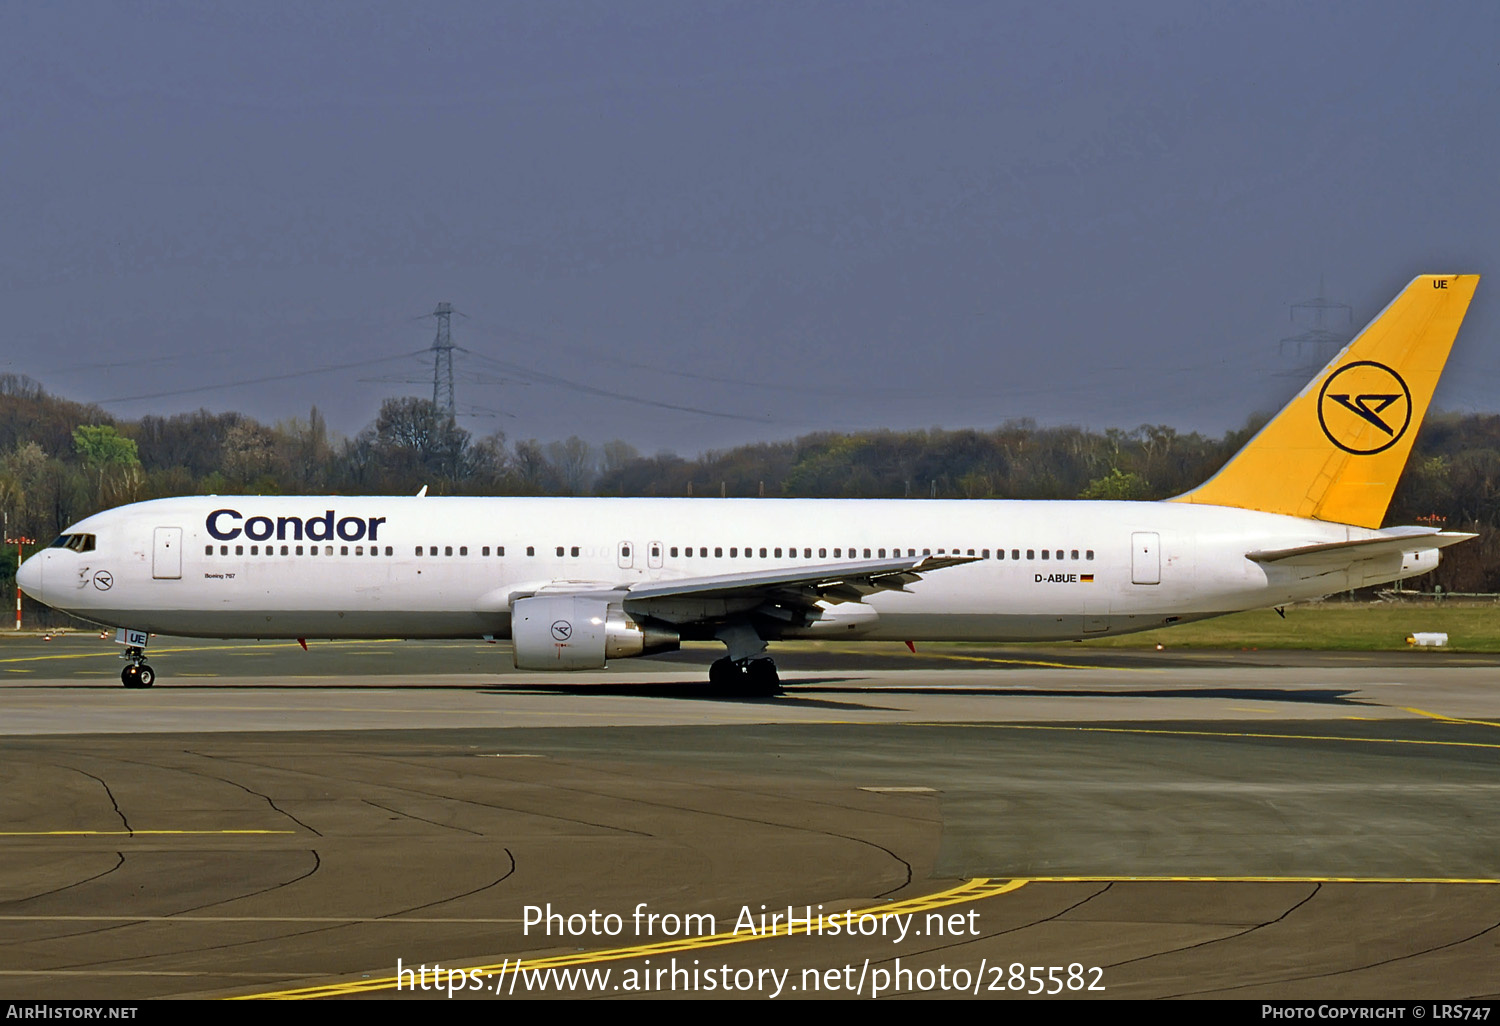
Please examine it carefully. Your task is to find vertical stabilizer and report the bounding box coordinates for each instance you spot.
[1170,274,1479,529]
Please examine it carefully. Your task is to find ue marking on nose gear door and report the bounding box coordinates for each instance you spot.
[1317,360,1412,455]
[550,620,572,642]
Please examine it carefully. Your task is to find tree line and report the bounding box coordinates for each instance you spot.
[3,372,1499,600]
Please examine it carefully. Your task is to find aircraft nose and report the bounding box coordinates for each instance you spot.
[16,552,42,601]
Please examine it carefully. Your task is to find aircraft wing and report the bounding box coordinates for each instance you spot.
[1246,529,1475,567]
[622,554,978,609]
[599,554,980,631]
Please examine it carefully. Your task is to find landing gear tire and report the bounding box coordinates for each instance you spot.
[121,662,155,688]
[707,656,781,694]
[743,658,781,694]
[708,658,740,687]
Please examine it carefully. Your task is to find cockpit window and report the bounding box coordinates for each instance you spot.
[49,534,96,553]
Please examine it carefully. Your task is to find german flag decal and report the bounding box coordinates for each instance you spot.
[1081,574,1095,583]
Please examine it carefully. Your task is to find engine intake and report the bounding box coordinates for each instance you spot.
[512,595,679,670]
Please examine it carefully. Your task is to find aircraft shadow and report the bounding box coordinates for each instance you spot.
[783,684,1369,706]
[480,679,896,709]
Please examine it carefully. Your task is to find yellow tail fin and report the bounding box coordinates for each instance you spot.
[1171,274,1479,529]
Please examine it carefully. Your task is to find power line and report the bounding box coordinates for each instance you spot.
[92,350,425,406]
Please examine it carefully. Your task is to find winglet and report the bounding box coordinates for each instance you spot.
[1170,274,1479,528]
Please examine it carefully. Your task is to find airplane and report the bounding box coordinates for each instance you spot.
[15,274,1480,691]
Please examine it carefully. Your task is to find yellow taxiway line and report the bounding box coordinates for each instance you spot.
[908,722,1500,751]
[0,829,296,837]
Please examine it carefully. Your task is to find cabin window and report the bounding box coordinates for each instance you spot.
[982,549,989,558]
[482,546,490,556]
[1041,550,1049,560]
[340,546,348,556]
[429,546,437,556]
[570,546,578,557]
[460,546,468,556]
[1086,550,1095,560]
[556,546,564,557]
[730,547,738,557]
[415,547,423,556]
[1012,549,1020,560]
[205,545,213,555]
[714,547,722,557]
[1071,550,1079,560]
[384,546,392,556]
[220,545,228,555]
[1026,549,1034,560]
[281,545,290,555]
[527,546,535,557]
[295,545,304,555]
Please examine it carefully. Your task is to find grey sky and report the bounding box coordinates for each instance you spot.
[3,1,1496,453]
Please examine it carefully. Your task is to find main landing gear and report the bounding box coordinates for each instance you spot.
[708,656,781,694]
[120,646,155,688]
[709,621,781,695]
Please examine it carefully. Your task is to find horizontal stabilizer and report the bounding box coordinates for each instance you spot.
[1247,530,1474,566]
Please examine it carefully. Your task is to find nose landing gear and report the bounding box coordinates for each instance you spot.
[120,645,155,688]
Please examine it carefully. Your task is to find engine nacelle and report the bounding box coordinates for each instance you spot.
[512,595,679,670]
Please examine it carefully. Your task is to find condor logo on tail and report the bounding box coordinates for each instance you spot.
[1317,360,1412,454]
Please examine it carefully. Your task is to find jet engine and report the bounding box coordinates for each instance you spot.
[511,595,679,670]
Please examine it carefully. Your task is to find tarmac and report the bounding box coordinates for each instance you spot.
[1,634,1497,1000]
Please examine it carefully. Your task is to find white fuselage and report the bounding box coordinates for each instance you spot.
[17,495,1431,643]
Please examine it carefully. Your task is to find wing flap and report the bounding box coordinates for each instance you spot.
[622,554,978,609]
